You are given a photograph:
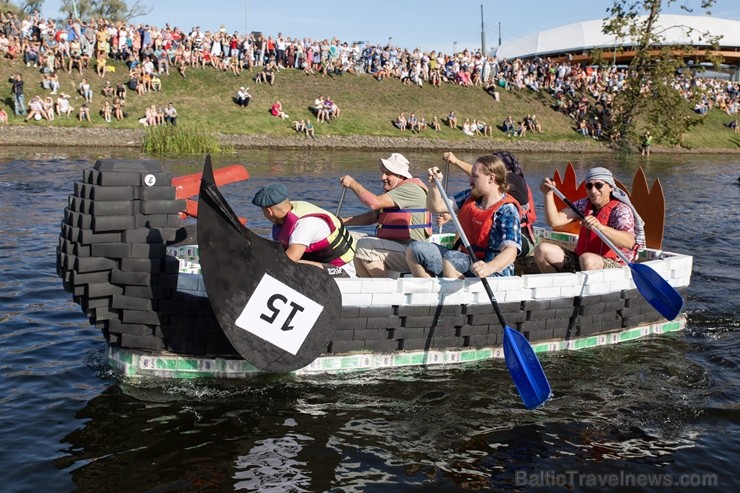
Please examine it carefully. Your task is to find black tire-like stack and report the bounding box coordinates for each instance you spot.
[57,159,238,357]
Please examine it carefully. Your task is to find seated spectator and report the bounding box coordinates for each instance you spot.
[26,95,48,121]
[485,81,501,101]
[270,100,289,119]
[43,97,55,121]
[68,39,83,74]
[101,100,112,122]
[517,120,527,137]
[447,110,457,128]
[112,97,125,120]
[503,115,515,136]
[78,103,91,122]
[418,117,427,131]
[235,86,251,108]
[293,119,306,132]
[313,96,327,121]
[56,93,74,118]
[102,80,114,97]
[478,119,493,136]
[24,40,40,67]
[394,112,407,130]
[48,72,60,95]
[164,102,177,125]
[430,116,441,132]
[729,119,739,133]
[0,107,7,125]
[115,81,127,101]
[151,74,162,92]
[304,118,315,138]
[325,96,339,119]
[530,114,543,133]
[408,112,419,132]
[79,78,93,103]
[577,119,589,137]
[462,118,475,136]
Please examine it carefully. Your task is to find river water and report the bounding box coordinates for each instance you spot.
[1,148,738,492]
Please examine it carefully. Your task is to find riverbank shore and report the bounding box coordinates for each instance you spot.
[2,125,738,153]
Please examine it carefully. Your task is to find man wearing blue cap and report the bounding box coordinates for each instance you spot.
[534,167,645,272]
[252,183,356,277]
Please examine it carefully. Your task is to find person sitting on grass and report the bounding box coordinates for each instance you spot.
[26,95,49,121]
[478,119,493,136]
[430,116,441,132]
[56,93,74,118]
[447,110,458,128]
[395,112,407,131]
[0,107,8,125]
[151,73,162,92]
[112,97,124,120]
[102,80,114,97]
[115,81,127,101]
[236,86,251,108]
[304,118,315,138]
[101,100,112,122]
[293,119,306,133]
[164,102,177,125]
[43,97,55,121]
[270,100,289,119]
[78,103,91,122]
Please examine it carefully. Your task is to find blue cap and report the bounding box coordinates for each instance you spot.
[252,183,288,207]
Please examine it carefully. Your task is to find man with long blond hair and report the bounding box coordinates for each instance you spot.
[407,154,522,278]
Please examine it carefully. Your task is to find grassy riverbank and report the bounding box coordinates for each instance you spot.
[3,60,739,152]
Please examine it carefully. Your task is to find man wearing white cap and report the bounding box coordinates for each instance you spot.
[339,153,432,277]
[534,167,645,272]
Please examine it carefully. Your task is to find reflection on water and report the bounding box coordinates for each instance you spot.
[1,149,738,492]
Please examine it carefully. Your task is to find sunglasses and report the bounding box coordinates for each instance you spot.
[585,182,606,191]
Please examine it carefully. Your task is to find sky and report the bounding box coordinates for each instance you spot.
[37,0,740,54]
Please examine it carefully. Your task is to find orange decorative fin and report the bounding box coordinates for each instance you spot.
[552,162,582,234]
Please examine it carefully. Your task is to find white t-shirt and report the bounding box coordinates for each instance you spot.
[272,217,355,277]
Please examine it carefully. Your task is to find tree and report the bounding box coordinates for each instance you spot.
[601,0,723,149]
[58,0,151,23]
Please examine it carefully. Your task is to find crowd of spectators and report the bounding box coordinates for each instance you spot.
[2,9,740,137]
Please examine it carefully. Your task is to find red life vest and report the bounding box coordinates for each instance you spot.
[377,178,432,242]
[520,184,537,240]
[273,201,355,267]
[574,199,622,260]
[458,194,521,260]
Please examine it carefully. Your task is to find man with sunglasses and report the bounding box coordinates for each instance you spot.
[534,167,645,273]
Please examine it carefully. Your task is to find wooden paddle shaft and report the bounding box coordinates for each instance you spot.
[550,187,631,265]
[433,177,509,329]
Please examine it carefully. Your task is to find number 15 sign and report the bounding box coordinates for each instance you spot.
[234,273,324,355]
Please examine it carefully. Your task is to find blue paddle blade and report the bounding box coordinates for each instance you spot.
[503,326,552,409]
[629,262,684,321]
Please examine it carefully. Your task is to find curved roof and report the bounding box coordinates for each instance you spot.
[496,14,740,60]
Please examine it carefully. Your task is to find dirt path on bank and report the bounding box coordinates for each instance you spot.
[2,126,737,154]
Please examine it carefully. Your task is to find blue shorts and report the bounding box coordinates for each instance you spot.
[408,241,474,277]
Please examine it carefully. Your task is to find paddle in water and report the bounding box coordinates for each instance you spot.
[550,186,684,321]
[433,177,551,409]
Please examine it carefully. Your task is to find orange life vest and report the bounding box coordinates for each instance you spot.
[377,178,432,242]
[458,194,521,260]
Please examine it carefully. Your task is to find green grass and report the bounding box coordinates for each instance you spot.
[3,60,739,150]
[142,122,225,154]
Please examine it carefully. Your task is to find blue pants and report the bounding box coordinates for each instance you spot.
[14,94,26,116]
